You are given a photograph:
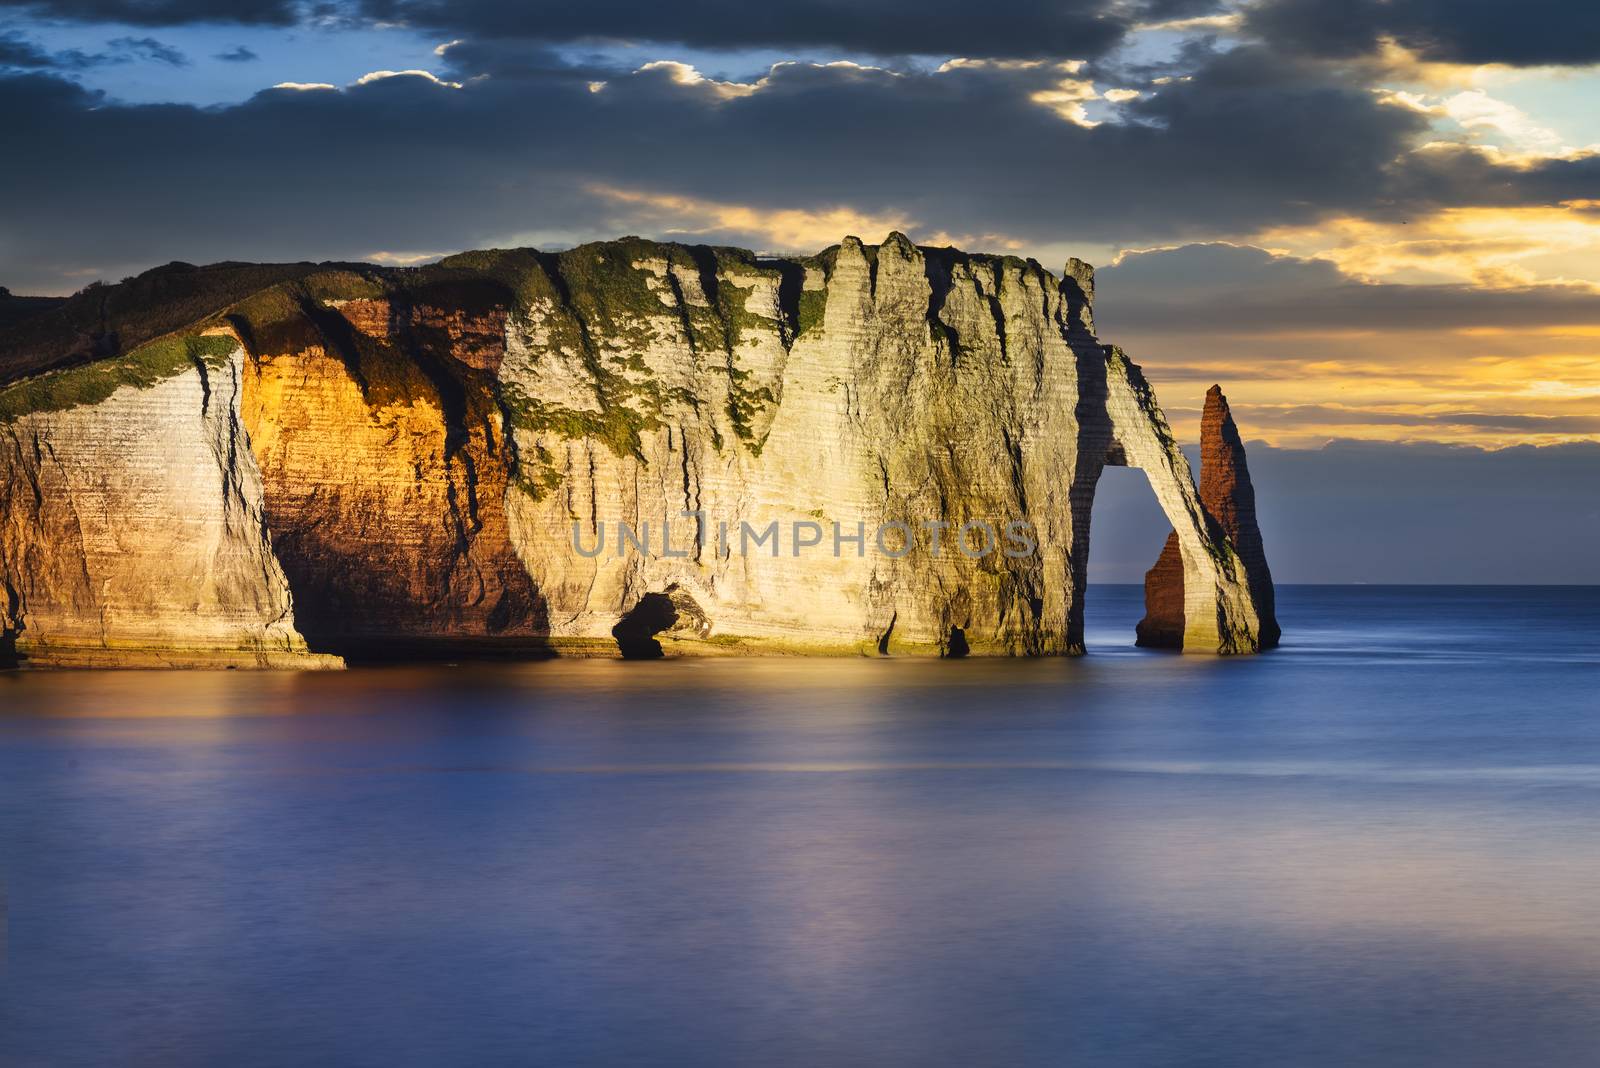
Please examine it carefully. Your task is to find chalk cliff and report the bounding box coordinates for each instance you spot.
[0,340,335,667]
[0,235,1275,666]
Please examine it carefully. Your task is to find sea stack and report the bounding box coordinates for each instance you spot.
[1137,384,1280,651]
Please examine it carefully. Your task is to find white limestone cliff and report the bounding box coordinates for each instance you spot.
[0,347,333,666]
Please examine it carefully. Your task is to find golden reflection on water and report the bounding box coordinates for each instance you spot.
[0,653,1227,718]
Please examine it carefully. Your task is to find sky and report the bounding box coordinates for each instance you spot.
[1,0,1598,580]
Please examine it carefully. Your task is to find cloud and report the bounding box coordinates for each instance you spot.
[365,249,445,264]
[584,185,923,253]
[353,68,460,88]
[1256,206,1600,287]
[356,0,1200,60]
[215,45,259,63]
[1435,90,1565,153]
[0,0,1225,57]
[0,0,299,25]
[0,50,1388,288]
[1091,439,1600,583]
[0,30,190,71]
[1246,0,1600,67]
[1089,242,1600,450]
[1098,243,1600,334]
[1137,0,1229,20]
[1382,143,1600,220]
[106,36,188,67]
[0,32,58,69]
[0,0,1229,57]
[1027,71,1101,126]
[0,39,1588,298]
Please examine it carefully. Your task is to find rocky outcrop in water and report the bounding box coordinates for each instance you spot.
[1137,384,1279,650]
[1,236,1276,666]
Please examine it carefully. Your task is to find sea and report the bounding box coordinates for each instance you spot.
[3,586,1598,1066]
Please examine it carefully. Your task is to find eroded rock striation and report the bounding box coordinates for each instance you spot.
[1,235,1276,666]
[1137,384,1279,650]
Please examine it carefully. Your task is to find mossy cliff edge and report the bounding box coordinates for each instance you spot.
[0,235,1275,666]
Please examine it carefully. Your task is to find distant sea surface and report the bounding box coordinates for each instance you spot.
[4,586,1600,1067]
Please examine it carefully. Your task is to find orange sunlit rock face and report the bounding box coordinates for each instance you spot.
[338,296,508,371]
[408,301,509,372]
[237,292,545,659]
[1136,532,1187,649]
[335,297,394,339]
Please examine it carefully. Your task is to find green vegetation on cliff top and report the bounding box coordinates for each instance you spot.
[453,239,795,462]
[0,334,239,424]
[0,238,1055,439]
[0,260,361,388]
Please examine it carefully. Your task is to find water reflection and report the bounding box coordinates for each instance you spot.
[4,587,1600,1066]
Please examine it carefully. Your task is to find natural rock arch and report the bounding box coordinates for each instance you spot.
[1068,352,1275,655]
[1134,385,1280,651]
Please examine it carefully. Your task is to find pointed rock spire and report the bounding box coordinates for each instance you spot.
[1061,257,1095,333]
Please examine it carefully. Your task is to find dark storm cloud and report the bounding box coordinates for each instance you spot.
[0,0,1219,52]
[0,45,1436,292]
[1097,244,1600,335]
[0,32,60,68]
[0,39,1586,294]
[431,39,614,81]
[1246,0,1600,67]
[1137,0,1225,18]
[361,0,1222,60]
[1382,143,1600,218]
[473,41,1433,242]
[1091,440,1600,583]
[0,0,300,25]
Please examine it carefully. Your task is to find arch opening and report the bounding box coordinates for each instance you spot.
[1084,463,1183,651]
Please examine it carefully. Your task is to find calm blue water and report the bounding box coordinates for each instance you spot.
[3,586,1599,1067]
